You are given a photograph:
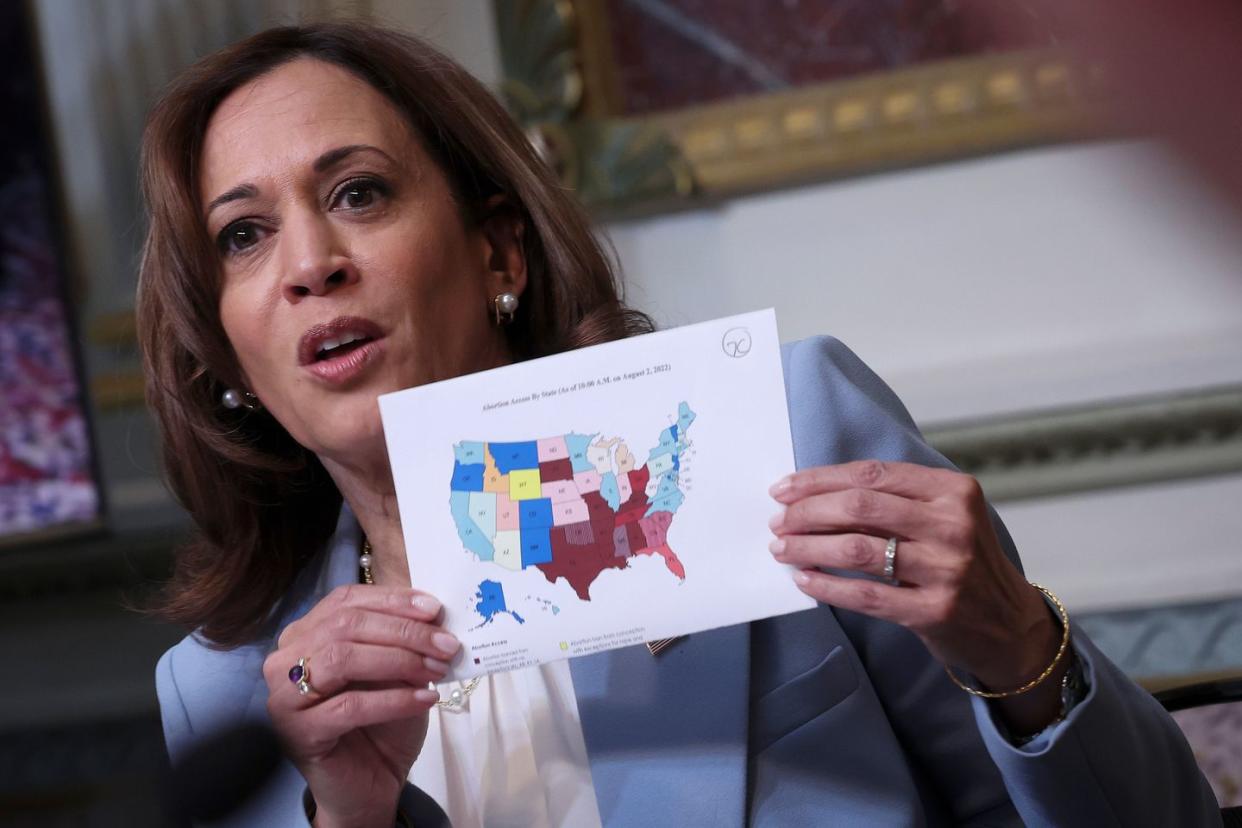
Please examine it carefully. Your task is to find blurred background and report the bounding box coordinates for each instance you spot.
[2,0,1240,823]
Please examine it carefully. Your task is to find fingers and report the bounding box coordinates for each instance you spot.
[792,568,937,628]
[297,686,440,751]
[771,533,927,583]
[770,460,972,505]
[310,608,460,659]
[279,584,443,649]
[271,642,450,704]
[265,614,461,705]
[770,487,943,542]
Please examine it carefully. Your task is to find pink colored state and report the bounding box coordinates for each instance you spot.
[633,544,686,580]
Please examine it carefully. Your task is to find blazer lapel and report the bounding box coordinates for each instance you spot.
[245,507,363,722]
[570,623,751,828]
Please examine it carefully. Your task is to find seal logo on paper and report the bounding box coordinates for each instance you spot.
[721,327,752,358]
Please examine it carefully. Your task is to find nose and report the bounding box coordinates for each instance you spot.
[278,212,358,302]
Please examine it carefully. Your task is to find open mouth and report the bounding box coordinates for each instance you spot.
[298,316,385,370]
[314,332,375,362]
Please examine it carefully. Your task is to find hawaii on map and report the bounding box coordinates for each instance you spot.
[449,402,696,626]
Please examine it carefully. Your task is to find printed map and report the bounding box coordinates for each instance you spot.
[450,403,696,623]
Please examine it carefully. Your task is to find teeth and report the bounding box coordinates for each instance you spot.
[316,331,369,358]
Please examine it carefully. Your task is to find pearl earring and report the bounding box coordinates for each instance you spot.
[221,388,261,410]
[493,292,519,326]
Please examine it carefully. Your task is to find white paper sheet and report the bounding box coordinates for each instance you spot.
[379,308,814,679]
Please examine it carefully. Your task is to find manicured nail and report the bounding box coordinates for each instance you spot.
[412,595,440,614]
[424,656,450,674]
[794,571,811,586]
[769,476,792,497]
[432,632,460,656]
[769,538,786,556]
[414,688,440,704]
[768,509,786,530]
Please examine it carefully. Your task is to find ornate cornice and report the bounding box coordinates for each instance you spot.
[925,386,1242,502]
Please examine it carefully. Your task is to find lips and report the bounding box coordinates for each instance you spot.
[298,316,385,385]
[298,317,383,365]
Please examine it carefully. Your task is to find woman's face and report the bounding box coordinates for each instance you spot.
[201,58,522,465]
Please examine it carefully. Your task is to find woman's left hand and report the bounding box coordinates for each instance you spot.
[768,460,1065,726]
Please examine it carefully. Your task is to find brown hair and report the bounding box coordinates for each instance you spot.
[137,21,652,647]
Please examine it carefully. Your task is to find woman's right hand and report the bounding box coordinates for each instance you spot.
[261,584,459,828]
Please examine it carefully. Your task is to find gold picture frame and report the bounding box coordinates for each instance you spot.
[495,0,1110,215]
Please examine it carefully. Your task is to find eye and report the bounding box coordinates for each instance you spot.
[330,177,388,211]
[217,220,266,256]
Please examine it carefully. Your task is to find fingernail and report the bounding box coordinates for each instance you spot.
[424,656,450,674]
[768,509,786,530]
[412,595,441,614]
[414,688,440,704]
[433,632,460,656]
[769,538,786,556]
[794,571,811,586]
[769,476,792,498]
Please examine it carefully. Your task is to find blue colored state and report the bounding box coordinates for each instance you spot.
[474,579,525,625]
[649,426,678,460]
[645,474,686,516]
[454,441,486,464]
[599,472,621,511]
[490,441,540,473]
[520,526,553,567]
[450,461,484,491]
[450,492,494,560]
[565,433,596,473]
[519,498,554,529]
[677,402,697,434]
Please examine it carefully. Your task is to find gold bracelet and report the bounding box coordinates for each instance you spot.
[944,583,1071,700]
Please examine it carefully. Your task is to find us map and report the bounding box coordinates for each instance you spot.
[449,403,696,626]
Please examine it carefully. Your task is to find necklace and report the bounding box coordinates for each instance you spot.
[360,539,480,710]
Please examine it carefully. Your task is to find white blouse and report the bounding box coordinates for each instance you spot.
[409,660,602,828]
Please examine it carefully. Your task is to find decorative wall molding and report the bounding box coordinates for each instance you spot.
[925,385,1242,502]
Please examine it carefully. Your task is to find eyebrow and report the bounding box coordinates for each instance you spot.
[204,144,397,218]
[205,184,258,218]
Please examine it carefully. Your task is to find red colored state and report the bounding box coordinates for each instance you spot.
[580,490,616,526]
[537,523,628,600]
[538,458,574,482]
[615,465,652,525]
[535,470,685,599]
[624,521,646,555]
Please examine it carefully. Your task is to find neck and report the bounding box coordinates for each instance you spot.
[321,448,411,588]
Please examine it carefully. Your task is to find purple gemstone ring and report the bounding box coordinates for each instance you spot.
[288,657,314,695]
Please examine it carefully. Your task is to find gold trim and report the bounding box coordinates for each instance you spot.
[648,48,1103,201]
[572,0,624,118]
[494,1,1111,212]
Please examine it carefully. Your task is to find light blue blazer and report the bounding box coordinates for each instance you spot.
[157,337,1221,827]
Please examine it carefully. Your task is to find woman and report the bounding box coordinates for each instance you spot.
[142,22,1217,828]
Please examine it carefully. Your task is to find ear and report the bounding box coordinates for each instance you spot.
[478,195,527,301]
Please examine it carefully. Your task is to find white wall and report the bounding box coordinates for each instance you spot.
[607,141,1242,424]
